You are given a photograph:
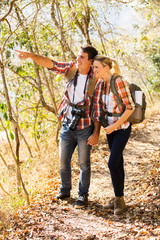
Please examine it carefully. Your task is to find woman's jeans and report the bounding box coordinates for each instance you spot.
[59,122,93,196]
[107,124,131,197]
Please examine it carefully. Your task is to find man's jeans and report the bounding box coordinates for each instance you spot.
[59,122,93,196]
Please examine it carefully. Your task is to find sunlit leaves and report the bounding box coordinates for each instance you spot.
[0,103,8,121]
[6,50,11,59]
[8,42,15,50]
[0,103,7,112]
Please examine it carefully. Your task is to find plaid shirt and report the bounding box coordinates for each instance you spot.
[48,60,101,130]
[93,76,135,130]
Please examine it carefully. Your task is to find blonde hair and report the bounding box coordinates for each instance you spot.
[94,55,121,75]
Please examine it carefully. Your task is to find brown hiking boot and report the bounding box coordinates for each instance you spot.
[114,196,126,215]
[75,195,88,209]
[104,198,114,209]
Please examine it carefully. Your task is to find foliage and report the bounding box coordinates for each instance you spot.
[0,0,159,207]
[134,0,160,92]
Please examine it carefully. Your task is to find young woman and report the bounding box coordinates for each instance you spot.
[92,55,135,215]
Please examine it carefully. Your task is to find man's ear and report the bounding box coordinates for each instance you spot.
[89,59,93,64]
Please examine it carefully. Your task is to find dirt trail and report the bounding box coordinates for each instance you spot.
[1,112,160,239]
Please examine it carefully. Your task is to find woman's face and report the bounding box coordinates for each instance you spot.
[93,60,108,79]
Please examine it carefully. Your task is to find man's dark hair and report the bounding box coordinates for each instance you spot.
[81,44,98,60]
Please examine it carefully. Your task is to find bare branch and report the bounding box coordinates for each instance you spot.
[66,0,91,44]
[0,0,18,22]
[33,99,41,151]
[0,153,8,168]
[0,182,11,196]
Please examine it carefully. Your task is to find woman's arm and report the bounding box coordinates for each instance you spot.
[104,109,134,134]
[105,77,135,134]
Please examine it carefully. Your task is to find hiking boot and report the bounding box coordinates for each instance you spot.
[104,198,114,209]
[75,195,88,209]
[56,192,70,200]
[114,196,126,215]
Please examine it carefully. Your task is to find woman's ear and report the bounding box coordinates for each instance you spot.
[104,65,110,71]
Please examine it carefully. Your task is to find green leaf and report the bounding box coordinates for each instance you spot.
[0,103,7,111]
[9,132,14,140]
[3,112,8,121]
[6,50,11,58]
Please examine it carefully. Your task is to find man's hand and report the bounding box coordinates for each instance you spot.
[15,50,54,69]
[87,121,101,146]
[87,134,99,146]
[15,50,31,59]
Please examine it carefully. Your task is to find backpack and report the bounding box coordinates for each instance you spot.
[110,75,147,125]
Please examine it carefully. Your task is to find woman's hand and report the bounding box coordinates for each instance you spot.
[104,125,115,135]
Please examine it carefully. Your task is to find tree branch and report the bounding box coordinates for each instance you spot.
[0,182,11,196]
[0,153,8,168]
[0,0,18,22]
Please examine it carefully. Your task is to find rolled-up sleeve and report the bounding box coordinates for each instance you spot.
[116,78,135,110]
[48,60,75,75]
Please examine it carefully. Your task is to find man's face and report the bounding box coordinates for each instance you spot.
[76,49,92,74]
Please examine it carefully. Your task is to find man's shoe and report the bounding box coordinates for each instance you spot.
[75,195,88,209]
[114,196,126,215]
[104,197,114,209]
[56,192,70,200]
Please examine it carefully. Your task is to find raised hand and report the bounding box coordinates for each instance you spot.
[15,50,31,59]
[14,50,54,68]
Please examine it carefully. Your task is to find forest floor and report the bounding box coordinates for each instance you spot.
[0,111,160,239]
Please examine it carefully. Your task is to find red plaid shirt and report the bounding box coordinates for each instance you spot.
[93,76,135,130]
[48,60,102,130]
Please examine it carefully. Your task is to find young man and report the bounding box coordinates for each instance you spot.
[15,45,101,208]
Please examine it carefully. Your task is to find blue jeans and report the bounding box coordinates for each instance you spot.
[107,124,131,197]
[59,122,93,195]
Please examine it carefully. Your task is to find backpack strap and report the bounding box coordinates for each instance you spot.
[65,66,96,99]
[65,65,77,82]
[108,112,123,117]
[65,99,90,109]
[65,65,96,116]
[88,76,96,117]
[109,75,125,116]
